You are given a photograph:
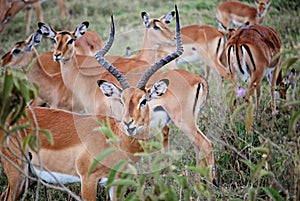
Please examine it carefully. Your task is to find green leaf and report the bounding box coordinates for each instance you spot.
[245,103,254,132]
[41,129,54,146]
[248,187,257,201]
[288,109,300,135]
[283,100,300,107]
[187,166,208,178]
[252,147,270,154]
[107,160,127,187]
[22,134,32,150]
[88,147,115,175]
[109,179,137,187]
[250,160,264,184]
[259,169,275,178]
[261,187,283,201]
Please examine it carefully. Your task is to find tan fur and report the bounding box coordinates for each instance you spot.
[143,11,231,80]
[216,0,272,28]
[39,18,214,180]
[0,102,150,201]
[1,30,104,112]
[0,0,67,35]
[220,24,282,115]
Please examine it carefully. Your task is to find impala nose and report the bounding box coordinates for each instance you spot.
[53,53,62,61]
[123,120,136,136]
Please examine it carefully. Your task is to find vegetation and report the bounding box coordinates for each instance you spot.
[0,0,299,200]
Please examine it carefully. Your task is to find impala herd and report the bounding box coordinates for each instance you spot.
[0,1,297,201]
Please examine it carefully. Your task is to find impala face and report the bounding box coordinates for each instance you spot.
[38,21,89,62]
[142,11,176,46]
[1,31,42,68]
[98,79,169,137]
[256,0,271,19]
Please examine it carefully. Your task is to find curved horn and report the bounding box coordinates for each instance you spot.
[95,15,130,89]
[136,4,183,90]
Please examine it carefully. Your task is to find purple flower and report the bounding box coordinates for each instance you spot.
[236,88,246,97]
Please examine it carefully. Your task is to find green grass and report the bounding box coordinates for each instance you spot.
[0,0,299,200]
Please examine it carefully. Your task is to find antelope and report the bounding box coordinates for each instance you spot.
[219,24,286,115]
[1,30,83,112]
[1,24,104,111]
[38,8,215,178]
[37,20,157,115]
[0,0,67,35]
[141,10,231,80]
[216,0,272,28]
[0,7,182,200]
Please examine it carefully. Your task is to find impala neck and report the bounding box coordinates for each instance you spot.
[59,53,80,86]
[134,30,161,64]
[111,121,150,162]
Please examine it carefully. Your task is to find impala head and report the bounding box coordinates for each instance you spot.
[1,30,42,68]
[141,10,176,46]
[255,0,272,19]
[276,68,297,101]
[96,5,183,137]
[38,21,89,61]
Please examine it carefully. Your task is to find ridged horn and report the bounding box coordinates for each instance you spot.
[95,15,130,89]
[136,4,183,90]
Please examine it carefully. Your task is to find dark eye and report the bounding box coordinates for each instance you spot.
[140,99,147,107]
[67,39,74,45]
[12,49,21,55]
[153,25,161,31]
[51,39,56,44]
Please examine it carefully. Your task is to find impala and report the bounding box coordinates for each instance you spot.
[141,10,231,80]
[38,8,215,177]
[0,7,182,200]
[216,0,272,28]
[0,0,67,35]
[1,24,105,112]
[219,24,286,115]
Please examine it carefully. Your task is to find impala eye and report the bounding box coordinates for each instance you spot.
[140,99,147,107]
[51,38,56,44]
[153,25,162,31]
[12,49,21,55]
[67,39,74,45]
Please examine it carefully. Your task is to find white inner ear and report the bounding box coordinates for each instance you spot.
[148,80,168,100]
[161,11,174,24]
[143,12,151,28]
[40,25,56,39]
[74,23,87,39]
[99,82,121,99]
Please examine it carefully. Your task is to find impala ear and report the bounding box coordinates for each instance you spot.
[38,22,56,39]
[97,80,122,99]
[25,31,42,51]
[285,68,296,87]
[161,11,175,24]
[147,79,169,101]
[73,21,89,39]
[141,12,151,28]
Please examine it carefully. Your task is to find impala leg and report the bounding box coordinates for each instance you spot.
[1,152,26,201]
[81,175,99,201]
[56,0,68,18]
[25,5,33,35]
[162,125,169,152]
[255,83,262,116]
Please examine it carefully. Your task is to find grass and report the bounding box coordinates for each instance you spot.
[0,0,299,200]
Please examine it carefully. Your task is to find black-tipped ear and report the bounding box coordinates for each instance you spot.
[141,12,147,19]
[97,80,105,87]
[82,21,89,28]
[161,79,169,86]
[37,22,44,29]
